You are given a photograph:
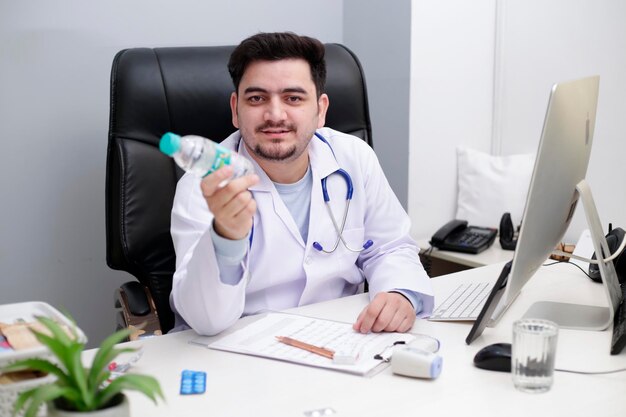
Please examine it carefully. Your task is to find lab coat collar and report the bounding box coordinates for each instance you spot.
[308,131,341,180]
[226,130,341,191]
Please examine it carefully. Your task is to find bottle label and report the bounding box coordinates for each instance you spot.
[211,143,233,172]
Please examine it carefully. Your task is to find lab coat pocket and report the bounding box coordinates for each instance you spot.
[334,227,366,284]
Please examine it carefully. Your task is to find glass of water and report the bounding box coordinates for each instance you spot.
[512,318,559,393]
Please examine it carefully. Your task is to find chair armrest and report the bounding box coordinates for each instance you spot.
[115,281,163,340]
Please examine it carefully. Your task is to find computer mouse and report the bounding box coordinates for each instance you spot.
[473,343,511,372]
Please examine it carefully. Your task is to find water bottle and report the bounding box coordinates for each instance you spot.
[159,132,254,181]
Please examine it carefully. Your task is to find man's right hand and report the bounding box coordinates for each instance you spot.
[201,166,259,240]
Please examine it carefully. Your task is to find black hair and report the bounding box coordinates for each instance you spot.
[228,32,326,97]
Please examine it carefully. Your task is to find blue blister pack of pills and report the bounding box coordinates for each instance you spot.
[180,370,206,395]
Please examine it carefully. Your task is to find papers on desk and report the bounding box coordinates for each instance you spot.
[204,312,416,376]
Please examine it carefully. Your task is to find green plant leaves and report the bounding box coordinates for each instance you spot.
[1,316,163,417]
[13,384,76,417]
[96,373,164,407]
[87,328,134,391]
[2,359,69,385]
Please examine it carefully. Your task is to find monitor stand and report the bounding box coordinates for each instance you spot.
[523,179,622,331]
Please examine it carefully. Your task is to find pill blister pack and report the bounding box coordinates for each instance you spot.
[180,370,206,395]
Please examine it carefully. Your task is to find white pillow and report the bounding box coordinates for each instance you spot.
[456,147,535,229]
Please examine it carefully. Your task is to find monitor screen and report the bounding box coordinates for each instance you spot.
[466,75,622,344]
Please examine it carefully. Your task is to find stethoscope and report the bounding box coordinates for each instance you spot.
[311,133,373,253]
[245,132,373,253]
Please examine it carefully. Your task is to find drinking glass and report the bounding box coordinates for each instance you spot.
[512,318,559,393]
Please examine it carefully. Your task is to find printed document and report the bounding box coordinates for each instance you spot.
[206,312,416,376]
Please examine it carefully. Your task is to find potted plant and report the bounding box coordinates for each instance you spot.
[2,316,163,417]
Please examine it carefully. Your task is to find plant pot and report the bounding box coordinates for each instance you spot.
[47,394,130,417]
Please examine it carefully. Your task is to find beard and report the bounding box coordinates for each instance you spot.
[252,141,298,161]
[245,121,311,162]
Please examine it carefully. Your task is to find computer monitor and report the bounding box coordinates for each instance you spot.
[466,75,623,344]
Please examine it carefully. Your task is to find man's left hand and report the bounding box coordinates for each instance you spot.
[353,292,416,333]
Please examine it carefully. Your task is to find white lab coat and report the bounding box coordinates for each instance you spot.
[170,127,434,336]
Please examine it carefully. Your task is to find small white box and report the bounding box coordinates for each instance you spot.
[0,301,86,367]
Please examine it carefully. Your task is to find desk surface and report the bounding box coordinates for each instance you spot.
[88,263,626,417]
[417,238,514,268]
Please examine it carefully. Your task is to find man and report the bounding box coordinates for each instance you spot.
[169,32,433,336]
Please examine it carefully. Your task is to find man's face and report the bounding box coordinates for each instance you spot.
[230,58,329,164]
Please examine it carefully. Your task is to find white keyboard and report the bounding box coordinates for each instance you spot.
[429,282,492,321]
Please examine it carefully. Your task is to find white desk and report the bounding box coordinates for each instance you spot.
[417,238,514,268]
[88,263,626,417]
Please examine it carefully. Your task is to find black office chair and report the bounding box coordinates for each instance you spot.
[106,44,373,336]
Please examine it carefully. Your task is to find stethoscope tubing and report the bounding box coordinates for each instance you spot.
[312,132,372,253]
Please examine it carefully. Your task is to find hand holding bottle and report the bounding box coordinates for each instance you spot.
[199,166,259,240]
[160,132,258,239]
[160,132,254,185]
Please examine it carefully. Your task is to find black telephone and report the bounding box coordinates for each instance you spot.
[430,219,497,254]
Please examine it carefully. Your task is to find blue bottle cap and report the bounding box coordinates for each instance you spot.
[160,132,182,156]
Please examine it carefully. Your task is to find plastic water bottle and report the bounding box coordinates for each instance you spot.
[159,132,254,181]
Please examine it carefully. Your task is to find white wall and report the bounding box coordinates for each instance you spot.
[0,0,343,346]
[494,0,626,242]
[343,0,412,207]
[408,0,626,244]
[408,0,497,239]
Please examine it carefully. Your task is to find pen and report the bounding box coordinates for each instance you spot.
[275,336,335,359]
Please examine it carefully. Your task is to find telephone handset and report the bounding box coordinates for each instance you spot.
[430,219,497,254]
